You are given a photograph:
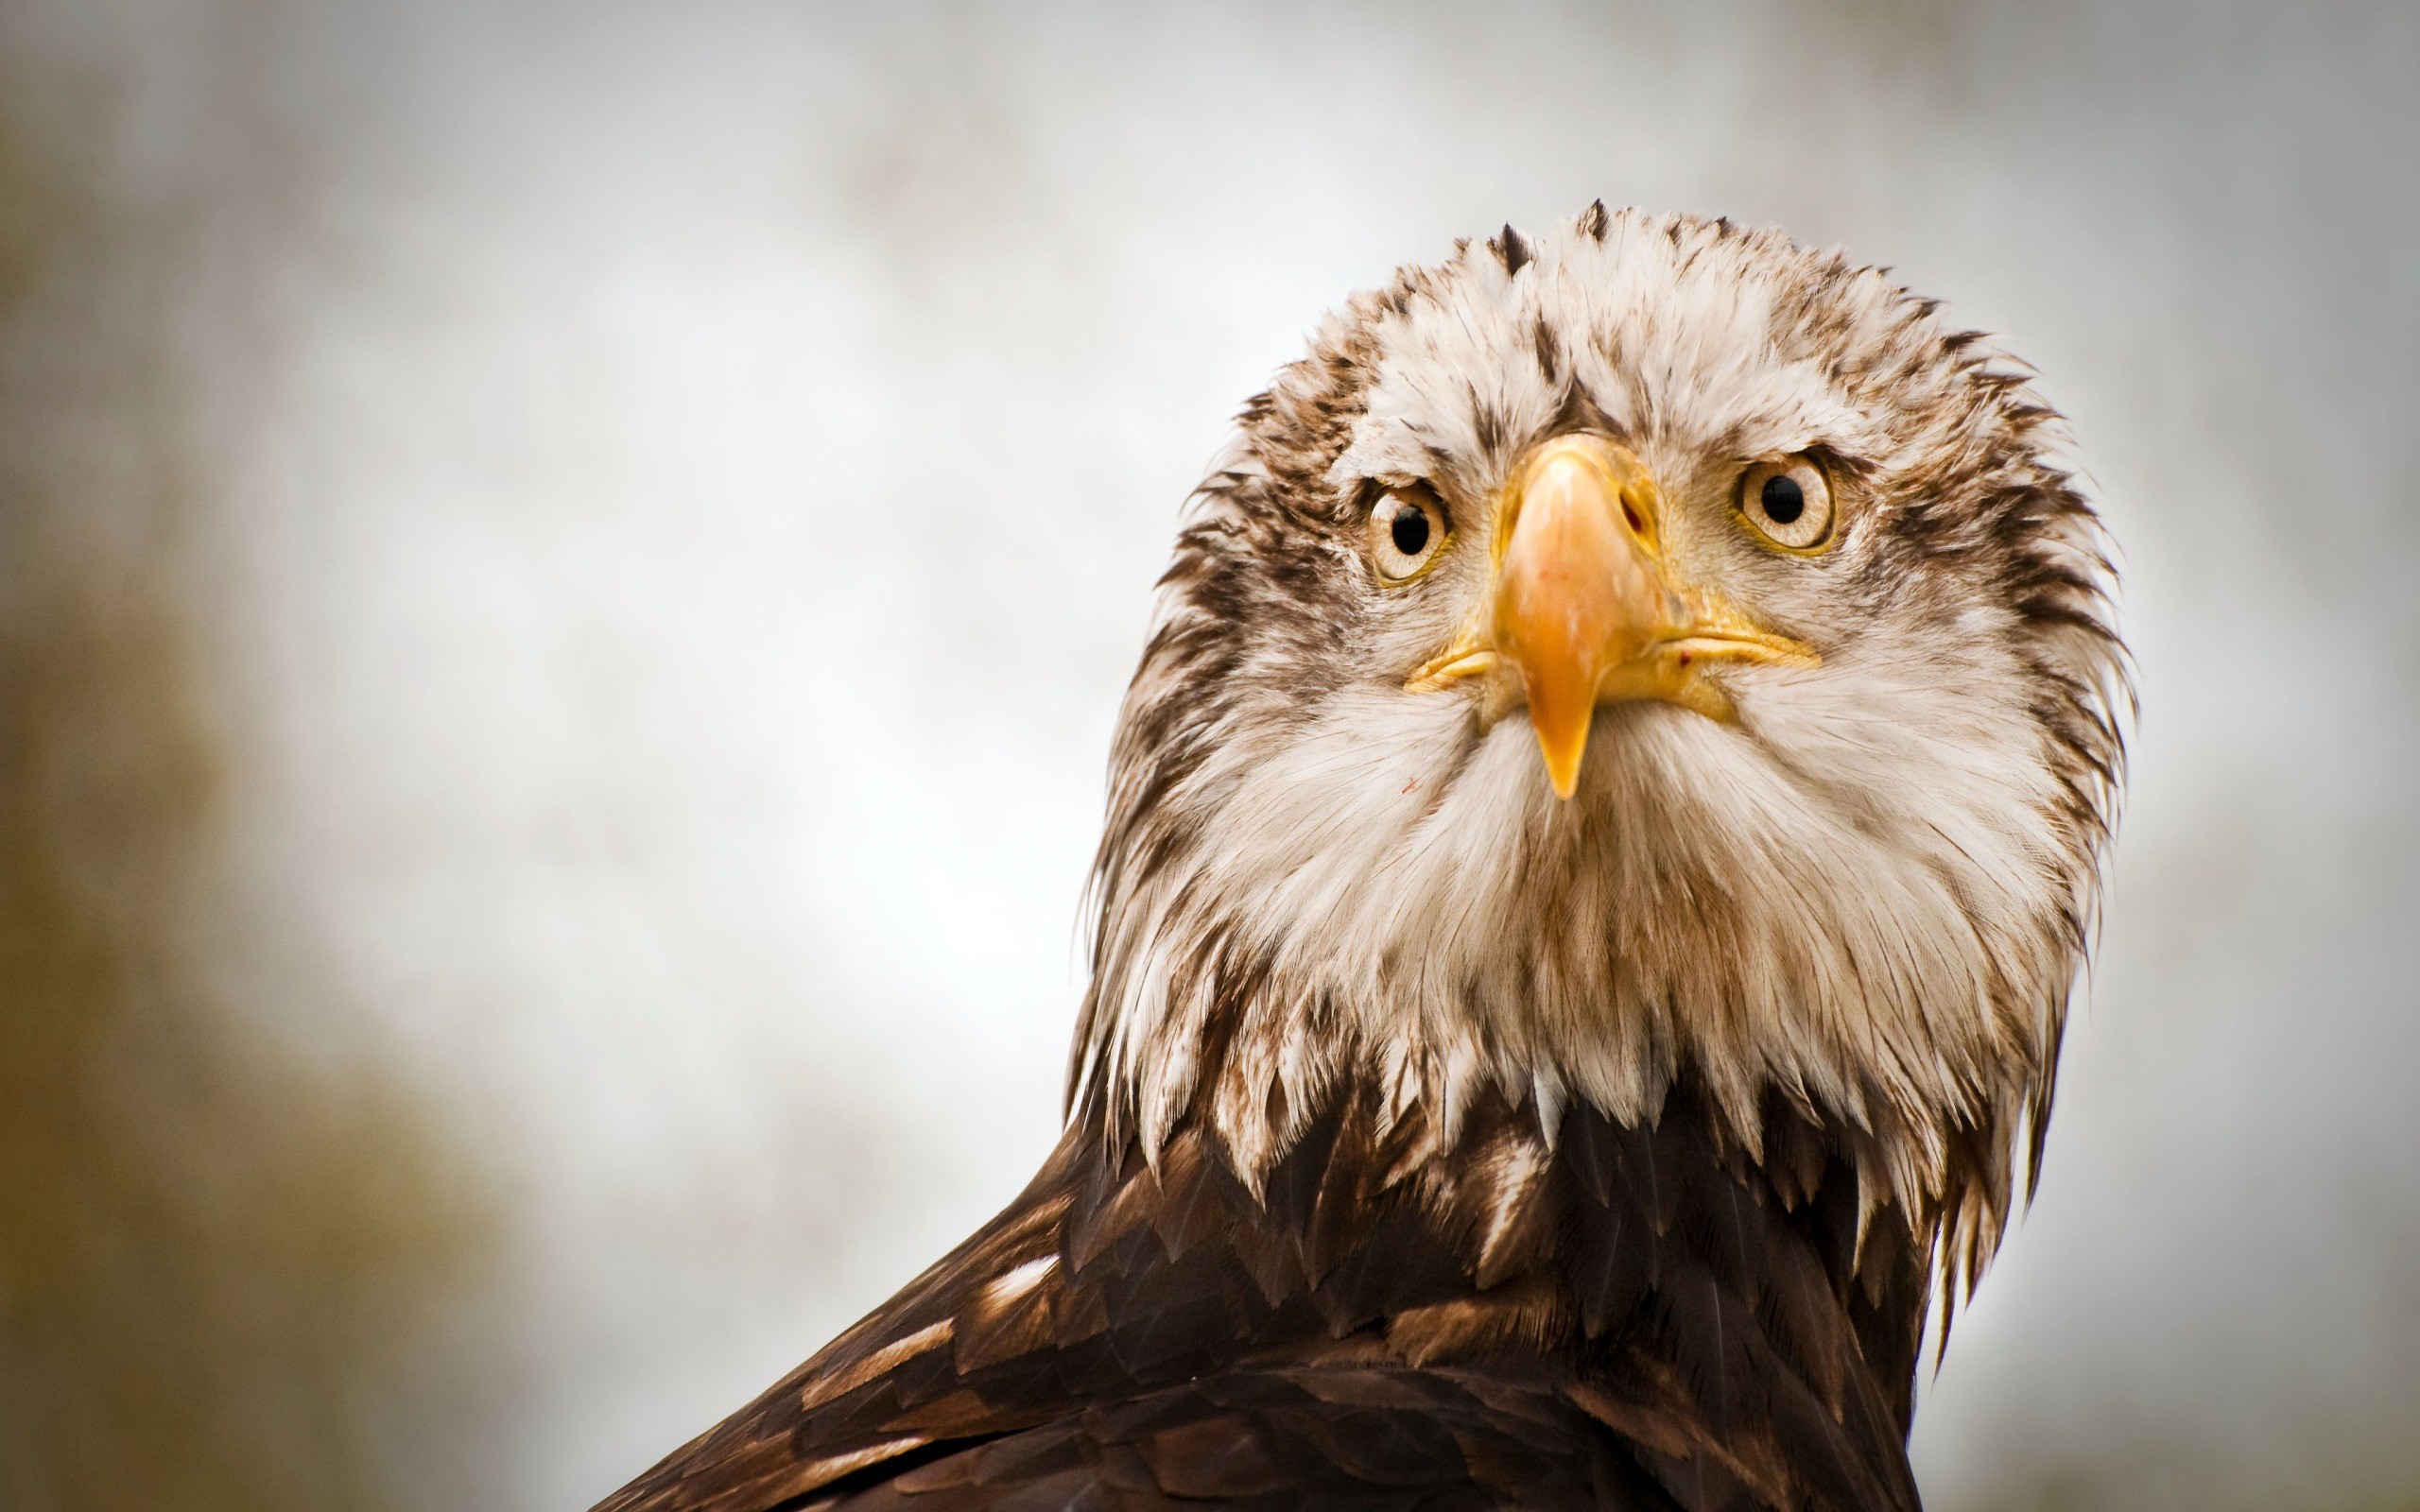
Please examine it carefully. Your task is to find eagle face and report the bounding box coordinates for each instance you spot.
[1081,207,2123,1255]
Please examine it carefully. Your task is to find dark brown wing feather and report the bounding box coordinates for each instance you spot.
[595,1082,1929,1512]
[815,1367,1680,1511]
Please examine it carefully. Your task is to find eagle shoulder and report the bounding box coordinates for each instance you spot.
[596,1082,1926,1512]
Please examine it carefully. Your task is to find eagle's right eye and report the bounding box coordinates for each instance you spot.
[1370,488,1448,585]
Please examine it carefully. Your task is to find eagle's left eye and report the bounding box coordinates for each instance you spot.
[1369,488,1448,584]
[1737,457,1835,551]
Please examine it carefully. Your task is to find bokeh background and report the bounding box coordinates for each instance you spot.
[1,2,2413,1509]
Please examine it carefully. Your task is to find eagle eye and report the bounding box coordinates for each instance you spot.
[1737,457,1835,551]
[1369,487,1448,584]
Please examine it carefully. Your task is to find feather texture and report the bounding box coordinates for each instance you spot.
[600,1082,1926,1512]
[1074,207,2123,1305]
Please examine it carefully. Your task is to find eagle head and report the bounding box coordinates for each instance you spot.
[1074,206,2125,1291]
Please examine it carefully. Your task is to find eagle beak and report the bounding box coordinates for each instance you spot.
[1409,434,1818,800]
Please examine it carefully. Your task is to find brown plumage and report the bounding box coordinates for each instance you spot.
[598,207,2126,1512]
[603,1083,1927,1512]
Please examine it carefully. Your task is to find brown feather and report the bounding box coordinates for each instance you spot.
[596,1080,1926,1512]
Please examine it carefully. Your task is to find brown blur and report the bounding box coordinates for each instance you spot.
[0,46,488,1512]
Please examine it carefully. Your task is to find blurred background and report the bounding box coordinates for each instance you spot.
[0,2,2413,1509]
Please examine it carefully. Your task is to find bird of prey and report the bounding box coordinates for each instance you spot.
[598,205,2126,1512]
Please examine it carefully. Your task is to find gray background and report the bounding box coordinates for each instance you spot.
[0,3,2413,1510]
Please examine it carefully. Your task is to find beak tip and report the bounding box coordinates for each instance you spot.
[1534,726,1588,800]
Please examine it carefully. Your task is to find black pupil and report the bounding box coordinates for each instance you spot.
[1760,473,1806,524]
[1390,506,1431,558]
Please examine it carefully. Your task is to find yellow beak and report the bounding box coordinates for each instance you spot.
[1410,435,1817,799]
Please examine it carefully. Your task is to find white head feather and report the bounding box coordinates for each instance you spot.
[1072,208,2126,1295]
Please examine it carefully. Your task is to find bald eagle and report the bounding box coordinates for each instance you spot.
[598,206,2125,1512]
